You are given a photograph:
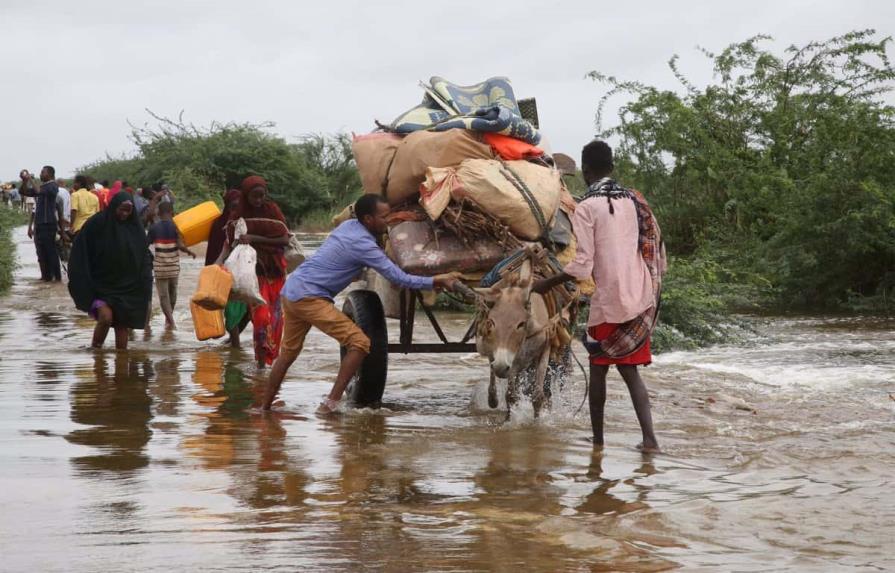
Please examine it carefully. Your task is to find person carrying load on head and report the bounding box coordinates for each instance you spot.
[262,194,462,416]
[533,140,666,453]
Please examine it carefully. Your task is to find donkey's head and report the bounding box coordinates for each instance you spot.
[475,261,534,379]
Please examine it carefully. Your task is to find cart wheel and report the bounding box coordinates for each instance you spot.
[341,290,388,407]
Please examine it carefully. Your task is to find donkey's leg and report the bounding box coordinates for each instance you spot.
[505,372,520,422]
[531,345,551,418]
[488,371,499,409]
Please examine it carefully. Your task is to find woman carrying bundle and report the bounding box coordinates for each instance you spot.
[206,189,250,347]
[216,176,291,368]
[68,192,153,349]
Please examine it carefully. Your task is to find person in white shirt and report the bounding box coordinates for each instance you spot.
[55,178,71,228]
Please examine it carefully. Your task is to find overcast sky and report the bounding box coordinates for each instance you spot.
[2,0,892,179]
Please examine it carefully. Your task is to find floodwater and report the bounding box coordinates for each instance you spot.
[1,225,893,572]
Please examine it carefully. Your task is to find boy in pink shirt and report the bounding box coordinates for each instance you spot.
[535,141,665,452]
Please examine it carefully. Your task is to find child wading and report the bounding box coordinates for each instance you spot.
[148,202,195,329]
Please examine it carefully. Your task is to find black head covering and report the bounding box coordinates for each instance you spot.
[68,192,153,328]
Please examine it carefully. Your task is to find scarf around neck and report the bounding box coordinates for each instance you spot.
[582,177,635,215]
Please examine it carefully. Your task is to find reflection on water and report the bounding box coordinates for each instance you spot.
[578,450,654,516]
[66,352,153,473]
[0,230,893,571]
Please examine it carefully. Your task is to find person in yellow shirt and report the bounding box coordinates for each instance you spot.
[69,174,100,235]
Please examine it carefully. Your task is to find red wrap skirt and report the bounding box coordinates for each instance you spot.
[587,323,652,366]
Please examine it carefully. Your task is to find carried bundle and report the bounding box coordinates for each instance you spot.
[352,129,495,205]
[420,158,562,241]
[350,74,571,277]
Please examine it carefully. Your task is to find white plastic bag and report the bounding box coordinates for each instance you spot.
[224,218,266,306]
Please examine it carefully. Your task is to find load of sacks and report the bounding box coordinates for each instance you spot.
[349,76,579,279]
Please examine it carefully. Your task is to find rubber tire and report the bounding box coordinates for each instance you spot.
[341,290,388,407]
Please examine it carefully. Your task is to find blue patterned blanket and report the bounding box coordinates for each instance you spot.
[389,76,541,145]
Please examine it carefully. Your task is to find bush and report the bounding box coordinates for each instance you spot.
[652,256,762,352]
[80,112,363,225]
[0,207,28,294]
[592,30,895,310]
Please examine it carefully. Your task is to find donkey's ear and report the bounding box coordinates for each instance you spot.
[473,287,499,304]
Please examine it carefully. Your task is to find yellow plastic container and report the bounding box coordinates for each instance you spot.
[174,201,222,247]
[190,301,225,341]
[191,265,233,311]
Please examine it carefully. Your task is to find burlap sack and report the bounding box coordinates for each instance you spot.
[352,132,402,195]
[425,159,561,240]
[385,129,494,205]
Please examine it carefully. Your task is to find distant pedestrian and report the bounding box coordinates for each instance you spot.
[55,178,71,230]
[19,169,38,214]
[68,192,153,349]
[147,201,195,329]
[96,180,111,210]
[22,166,63,282]
[109,180,123,201]
[69,175,100,236]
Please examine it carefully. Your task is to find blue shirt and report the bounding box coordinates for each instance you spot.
[284,219,434,302]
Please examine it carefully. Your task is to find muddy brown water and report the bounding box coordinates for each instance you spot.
[0,225,893,572]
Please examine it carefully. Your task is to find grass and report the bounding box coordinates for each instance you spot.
[0,206,29,294]
[295,209,338,233]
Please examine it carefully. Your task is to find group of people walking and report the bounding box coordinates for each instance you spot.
[13,168,174,283]
[12,140,664,450]
[65,176,278,356]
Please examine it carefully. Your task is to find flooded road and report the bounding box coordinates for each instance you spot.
[1,226,893,571]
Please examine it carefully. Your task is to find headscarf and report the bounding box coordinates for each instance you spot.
[226,176,289,277]
[109,180,122,196]
[205,188,242,266]
[233,175,287,222]
[68,192,153,329]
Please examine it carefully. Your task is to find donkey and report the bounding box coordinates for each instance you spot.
[473,260,554,420]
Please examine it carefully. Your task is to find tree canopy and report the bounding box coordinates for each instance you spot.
[79,112,362,225]
[592,30,895,308]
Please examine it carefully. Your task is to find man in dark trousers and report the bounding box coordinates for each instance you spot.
[23,165,64,282]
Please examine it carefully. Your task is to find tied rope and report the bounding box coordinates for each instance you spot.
[498,161,552,248]
[457,248,593,417]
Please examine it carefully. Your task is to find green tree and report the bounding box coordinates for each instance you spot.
[80,112,362,225]
[591,29,895,308]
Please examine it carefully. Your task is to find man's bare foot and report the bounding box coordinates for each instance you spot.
[315,398,341,417]
[259,399,285,411]
[636,441,661,454]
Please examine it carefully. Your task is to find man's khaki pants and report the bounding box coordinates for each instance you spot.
[279,297,371,362]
